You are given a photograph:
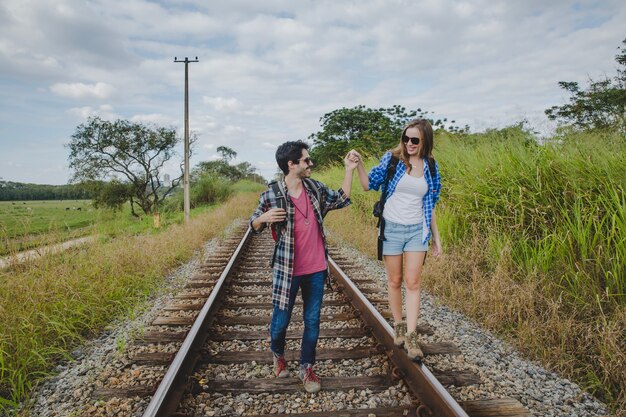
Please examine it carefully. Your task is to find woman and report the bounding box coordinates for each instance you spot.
[354,119,442,360]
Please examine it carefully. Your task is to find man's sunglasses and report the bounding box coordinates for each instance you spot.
[297,157,313,165]
[402,135,420,145]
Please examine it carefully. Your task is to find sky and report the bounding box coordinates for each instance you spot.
[0,0,624,185]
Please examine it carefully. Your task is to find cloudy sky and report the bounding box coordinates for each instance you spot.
[1,0,624,184]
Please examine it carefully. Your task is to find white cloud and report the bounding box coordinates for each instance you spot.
[67,104,117,120]
[50,82,114,99]
[131,113,177,126]
[202,96,242,112]
[2,0,626,184]
[223,125,245,134]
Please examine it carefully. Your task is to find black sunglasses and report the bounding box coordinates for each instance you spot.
[402,135,420,145]
[297,157,313,165]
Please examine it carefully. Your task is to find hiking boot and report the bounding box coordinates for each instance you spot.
[273,353,289,378]
[405,331,424,361]
[393,320,407,346]
[299,363,321,393]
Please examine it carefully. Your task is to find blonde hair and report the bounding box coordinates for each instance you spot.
[391,119,434,173]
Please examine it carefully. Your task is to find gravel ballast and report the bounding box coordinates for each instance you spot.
[20,224,610,417]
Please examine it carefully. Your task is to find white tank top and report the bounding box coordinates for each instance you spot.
[383,172,429,225]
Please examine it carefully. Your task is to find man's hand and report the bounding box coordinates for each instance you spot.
[261,208,287,224]
[345,150,360,171]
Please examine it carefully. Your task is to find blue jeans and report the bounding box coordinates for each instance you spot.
[270,270,325,365]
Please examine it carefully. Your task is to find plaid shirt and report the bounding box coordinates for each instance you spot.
[368,151,442,244]
[250,178,351,310]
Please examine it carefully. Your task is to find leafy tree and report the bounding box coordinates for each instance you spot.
[308,105,467,166]
[192,160,241,181]
[192,147,263,182]
[0,181,93,201]
[67,117,185,216]
[91,180,133,211]
[545,38,626,134]
[217,145,237,162]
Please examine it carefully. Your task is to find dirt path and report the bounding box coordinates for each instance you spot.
[0,236,96,269]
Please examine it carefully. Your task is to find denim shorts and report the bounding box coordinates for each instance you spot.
[382,219,429,255]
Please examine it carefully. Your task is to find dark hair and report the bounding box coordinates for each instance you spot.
[276,140,309,175]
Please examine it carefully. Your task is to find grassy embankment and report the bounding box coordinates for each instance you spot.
[316,129,625,414]
[0,200,95,256]
[0,181,264,411]
[0,177,255,256]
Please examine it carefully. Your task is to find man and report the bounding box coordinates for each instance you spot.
[250,141,358,393]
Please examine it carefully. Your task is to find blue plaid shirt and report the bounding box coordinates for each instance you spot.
[368,151,442,244]
[250,179,351,310]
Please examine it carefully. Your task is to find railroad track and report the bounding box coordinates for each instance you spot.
[93,223,531,417]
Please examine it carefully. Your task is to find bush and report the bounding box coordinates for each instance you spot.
[191,175,233,207]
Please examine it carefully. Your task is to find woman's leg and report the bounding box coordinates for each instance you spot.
[383,254,404,323]
[403,251,427,332]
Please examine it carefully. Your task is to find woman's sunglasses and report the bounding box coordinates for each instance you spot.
[402,135,420,145]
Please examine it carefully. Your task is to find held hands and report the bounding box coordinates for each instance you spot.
[261,208,286,224]
[345,149,362,171]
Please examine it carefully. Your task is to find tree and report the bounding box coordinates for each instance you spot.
[67,117,185,216]
[192,146,263,182]
[217,145,237,162]
[545,38,626,134]
[309,105,466,166]
[91,180,133,211]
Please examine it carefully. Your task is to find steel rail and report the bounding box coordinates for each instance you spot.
[328,257,469,417]
[142,226,253,417]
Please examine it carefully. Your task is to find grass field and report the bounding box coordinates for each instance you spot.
[0,185,264,413]
[0,200,94,255]
[315,127,625,414]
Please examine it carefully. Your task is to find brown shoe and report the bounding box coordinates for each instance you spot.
[394,321,407,346]
[405,331,424,361]
[273,354,289,378]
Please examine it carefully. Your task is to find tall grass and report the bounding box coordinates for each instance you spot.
[316,128,625,413]
[0,192,260,411]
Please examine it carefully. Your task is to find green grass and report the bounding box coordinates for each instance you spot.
[315,128,625,414]
[0,200,94,255]
[0,192,260,413]
[0,178,263,256]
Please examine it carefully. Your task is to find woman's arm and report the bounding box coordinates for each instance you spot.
[430,208,442,257]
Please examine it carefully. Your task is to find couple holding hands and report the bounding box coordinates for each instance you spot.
[250,119,442,393]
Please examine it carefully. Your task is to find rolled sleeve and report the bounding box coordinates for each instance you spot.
[368,151,392,191]
[314,181,350,218]
[432,161,442,204]
[249,191,270,233]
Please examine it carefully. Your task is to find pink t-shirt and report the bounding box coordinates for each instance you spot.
[290,189,327,276]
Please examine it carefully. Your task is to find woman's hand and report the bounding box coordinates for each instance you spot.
[430,237,442,258]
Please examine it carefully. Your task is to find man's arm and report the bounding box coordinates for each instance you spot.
[249,191,286,232]
[350,150,369,191]
[251,208,286,231]
[340,151,359,198]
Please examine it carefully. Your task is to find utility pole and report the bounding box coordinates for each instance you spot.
[174,56,199,223]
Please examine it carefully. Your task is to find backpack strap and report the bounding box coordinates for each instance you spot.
[381,156,400,206]
[302,177,322,209]
[375,155,399,260]
[427,157,436,178]
[268,180,287,243]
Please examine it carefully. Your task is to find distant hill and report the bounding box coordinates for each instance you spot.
[0,181,94,201]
